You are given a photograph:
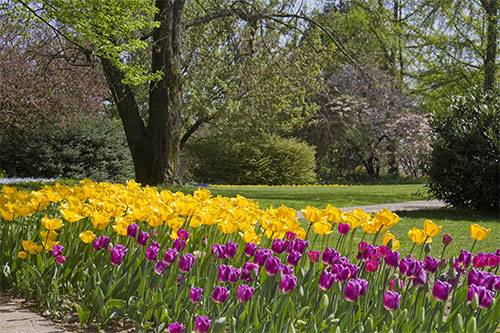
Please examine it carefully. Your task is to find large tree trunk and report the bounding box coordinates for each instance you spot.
[101,0,185,186]
[483,0,498,91]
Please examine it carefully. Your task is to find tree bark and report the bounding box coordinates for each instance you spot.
[483,0,498,91]
[101,0,185,186]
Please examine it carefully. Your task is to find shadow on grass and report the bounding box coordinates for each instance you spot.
[398,208,499,223]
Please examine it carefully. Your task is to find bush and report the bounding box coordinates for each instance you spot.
[185,134,316,185]
[0,116,134,183]
[426,87,500,213]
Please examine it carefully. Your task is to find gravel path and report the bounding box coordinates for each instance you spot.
[0,199,447,332]
[0,295,65,332]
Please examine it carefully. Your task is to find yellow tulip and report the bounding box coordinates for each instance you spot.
[324,205,343,223]
[218,220,239,234]
[22,240,43,255]
[167,216,184,230]
[79,230,96,244]
[17,251,27,259]
[41,215,64,230]
[147,214,164,227]
[470,223,491,240]
[59,204,83,222]
[40,230,58,241]
[294,227,307,240]
[42,239,59,251]
[301,206,324,223]
[91,211,111,230]
[113,221,129,236]
[373,209,400,228]
[239,229,262,244]
[408,228,431,244]
[312,221,333,235]
[362,220,378,234]
[193,188,211,201]
[382,231,401,250]
[423,219,442,237]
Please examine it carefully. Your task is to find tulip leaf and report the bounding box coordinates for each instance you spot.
[106,298,126,309]
[213,316,226,332]
[74,303,90,325]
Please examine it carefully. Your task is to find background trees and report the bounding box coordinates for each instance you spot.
[1,0,498,193]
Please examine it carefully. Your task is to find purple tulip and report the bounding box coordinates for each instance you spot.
[280,264,294,275]
[399,257,423,278]
[236,284,254,303]
[442,234,453,246]
[254,248,272,267]
[154,260,168,275]
[217,265,231,283]
[412,269,427,287]
[319,270,336,291]
[244,243,258,257]
[272,238,287,254]
[194,316,211,333]
[241,262,259,283]
[55,255,66,264]
[345,263,360,279]
[265,256,282,276]
[52,244,64,257]
[279,274,297,293]
[338,223,350,235]
[211,244,226,259]
[344,279,362,302]
[164,248,179,264]
[110,244,128,266]
[366,260,379,273]
[286,232,296,241]
[173,239,186,252]
[473,253,487,268]
[356,278,369,296]
[377,245,388,256]
[322,247,340,267]
[179,253,196,273]
[93,236,110,251]
[228,267,241,283]
[127,224,139,238]
[146,245,160,261]
[224,241,238,259]
[308,251,321,263]
[389,279,404,292]
[335,265,351,282]
[167,322,185,333]
[287,250,302,267]
[467,284,495,308]
[357,242,375,262]
[212,286,230,303]
[189,287,203,303]
[433,280,452,302]
[424,256,441,273]
[383,290,402,311]
[137,231,149,246]
[457,250,473,270]
[293,238,309,253]
[177,228,190,241]
[486,253,500,268]
[385,250,400,268]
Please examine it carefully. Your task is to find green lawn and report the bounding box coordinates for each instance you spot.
[164,184,427,210]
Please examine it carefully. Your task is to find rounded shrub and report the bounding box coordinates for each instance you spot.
[0,116,134,183]
[426,87,499,213]
[185,134,316,185]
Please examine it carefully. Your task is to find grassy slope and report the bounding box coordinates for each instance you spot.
[164,184,427,210]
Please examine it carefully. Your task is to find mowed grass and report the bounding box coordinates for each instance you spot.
[164,184,426,210]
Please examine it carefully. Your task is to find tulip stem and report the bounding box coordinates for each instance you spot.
[408,242,417,257]
[427,302,439,332]
[347,228,357,258]
[418,236,429,260]
[470,240,477,254]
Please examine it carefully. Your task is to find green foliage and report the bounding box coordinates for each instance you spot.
[0,116,134,183]
[185,135,316,185]
[426,87,500,213]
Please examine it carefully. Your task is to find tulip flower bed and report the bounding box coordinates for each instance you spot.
[0,179,499,332]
